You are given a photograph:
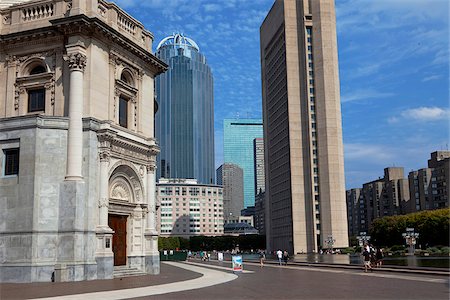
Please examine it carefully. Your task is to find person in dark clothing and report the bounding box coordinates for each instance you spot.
[375,248,384,268]
[363,249,373,272]
[283,250,289,265]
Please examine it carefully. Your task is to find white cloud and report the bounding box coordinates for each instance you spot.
[422,75,442,82]
[344,143,393,161]
[204,3,221,12]
[341,89,395,103]
[400,107,450,121]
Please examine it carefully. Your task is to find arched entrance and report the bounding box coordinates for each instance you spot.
[107,164,144,266]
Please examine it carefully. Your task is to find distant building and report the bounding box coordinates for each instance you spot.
[254,138,265,194]
[216,163,244,222]
[406,151,450,213]
[346,152,450,238]
[241,206,256,217]
[223,119,263,208]
[255,191,266,235]
[224,222,258,236]
[156,179,223,238]
[155,33,215,184]
[224,215,254,228]
[353,168,409,236]
[346,188,363,237]
[260,0,348,253]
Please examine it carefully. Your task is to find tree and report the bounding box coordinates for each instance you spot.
[369,208,449,247]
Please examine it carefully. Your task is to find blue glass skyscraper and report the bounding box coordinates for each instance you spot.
[155,34,214,184]
[223,119,263,208]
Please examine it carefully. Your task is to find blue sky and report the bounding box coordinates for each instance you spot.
[113,0,449,189]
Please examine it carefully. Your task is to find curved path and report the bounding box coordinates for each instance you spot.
[33,262,237,300]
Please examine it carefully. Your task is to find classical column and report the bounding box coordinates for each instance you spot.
[97,130,116,230]
[145,163,157,233]
[94,130,115,279]
[65,50,86,180]
[144,161,159,274]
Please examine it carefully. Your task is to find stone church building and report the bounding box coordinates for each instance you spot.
[0,0,167,282]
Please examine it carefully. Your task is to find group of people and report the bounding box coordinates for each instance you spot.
[276,249,289,265]
[362,244,384,272]
[257,249,289,267]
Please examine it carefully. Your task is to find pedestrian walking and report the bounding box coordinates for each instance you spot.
[362,248,373,272]
[276,249,283,265]
[375,247,384,268]
[259,250,266,267]
[283,250,289,265]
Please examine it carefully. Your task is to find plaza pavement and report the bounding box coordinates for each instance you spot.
[1,259,448,299]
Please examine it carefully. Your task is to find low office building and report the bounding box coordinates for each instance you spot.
[223,222,259,236]
[156,178,224,238]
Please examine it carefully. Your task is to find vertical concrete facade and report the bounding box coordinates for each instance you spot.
[260,0,348,253]
[216,163,244,221]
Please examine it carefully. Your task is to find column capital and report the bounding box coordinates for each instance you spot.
[146,163,156,174]
[99,150,111,163]
[67,52,87,72]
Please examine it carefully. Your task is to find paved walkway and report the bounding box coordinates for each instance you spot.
[1,260,448,299]
[32,262,237,300]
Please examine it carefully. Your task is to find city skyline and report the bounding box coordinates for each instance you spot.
[113,0,449,189]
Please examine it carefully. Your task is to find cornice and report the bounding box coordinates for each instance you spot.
[0,15,168,75]
[50,15,168,75]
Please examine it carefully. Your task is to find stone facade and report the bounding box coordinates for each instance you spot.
[0,0,167,282]
[260,0,348,253]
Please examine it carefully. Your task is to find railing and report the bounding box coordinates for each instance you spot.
[117,12,136,36]
[22,3,54,22]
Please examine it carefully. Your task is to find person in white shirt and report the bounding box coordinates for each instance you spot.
[277,249,283,265]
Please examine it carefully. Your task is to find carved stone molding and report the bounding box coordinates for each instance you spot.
[99,150,111,163]
[44,77,56,106]
[110,180,131,202]
[98,2,107,17]
[98,197,109,208]
[97,130,116,149]
[146,164,156,174]
[67,53,87,71]
[132,211,142,220]
[14,83,25,110]
[2,13,11,25]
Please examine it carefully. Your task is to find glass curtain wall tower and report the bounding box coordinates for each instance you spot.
[155,34,215,184]
[223,119,263,208]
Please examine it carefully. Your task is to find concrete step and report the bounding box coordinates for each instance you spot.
[113,267,147,278]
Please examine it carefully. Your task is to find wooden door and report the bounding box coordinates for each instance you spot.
[108,214,127,266]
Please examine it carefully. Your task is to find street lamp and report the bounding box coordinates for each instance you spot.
[356,231,371,247]
[402,227,419,255]
[325,235,336,253]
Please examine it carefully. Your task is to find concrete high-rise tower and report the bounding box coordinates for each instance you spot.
[155,34,214,184]
[260,0,348,253]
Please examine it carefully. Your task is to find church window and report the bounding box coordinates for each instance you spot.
[28,89,45,112]
[119,97,128,128]
[3,148,19,176]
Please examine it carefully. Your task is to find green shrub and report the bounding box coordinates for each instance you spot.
[390,245,405,252]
